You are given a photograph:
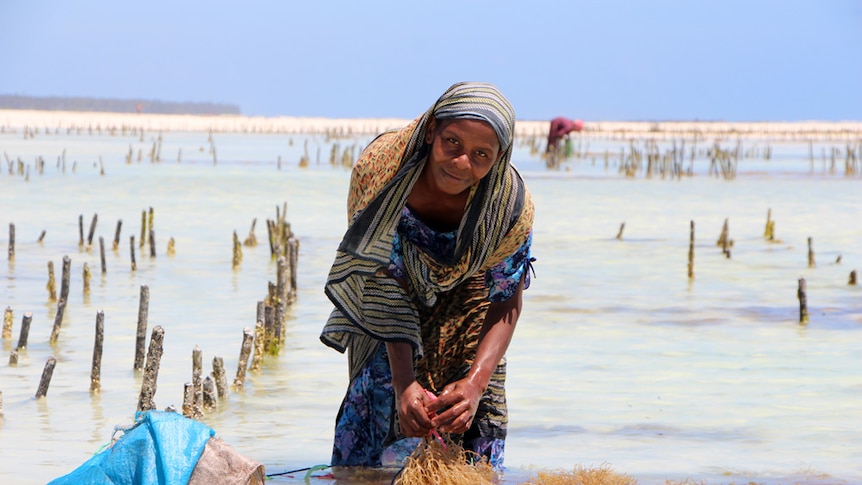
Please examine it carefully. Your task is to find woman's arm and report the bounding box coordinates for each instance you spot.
[427,276,524,434]
[387,341,435,437]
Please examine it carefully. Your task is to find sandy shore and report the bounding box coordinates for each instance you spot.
[3,109,862,141]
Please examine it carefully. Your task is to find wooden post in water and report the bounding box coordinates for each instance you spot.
[134,285,150,371]
[615,222,625,240]
[251,320,264,372]
[232,328,254,391]
[687,221,695,280]
[264,304,274,353]
[140,210,147,249]
[763,209,772,239]
[287,238,299,304]
[274,256,287,349]
[149,228,156,258]
[99,236,106,274]
[46,261,57,302]
[49,298,67,344]
[797,278,809,325]
[167,238,175,256]
[2,307,12,340]
[60,255,71,303]
[113,219,122,251]
[137,325,165,412]
[78,215,84,248]
[849,270,857,286]
[182,383,194,418]
[232,231,242,268]
[716,218,730,256]
[807,237,815,268]
[35,356,57,398]
[202,377,216,410]
[17,312,32,350]
[86,213,98,249]
[82,262,91,294]
[38,230,46,244]
[212,356,229,401]
[130,235,137,271]
[244,219,258,247]
[90,311,104,393]
[7,223,13,260]
[192,345,204,419]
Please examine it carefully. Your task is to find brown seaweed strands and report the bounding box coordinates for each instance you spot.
[393,437,496,485]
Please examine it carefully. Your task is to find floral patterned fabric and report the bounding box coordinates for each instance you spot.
[389,206,533,302]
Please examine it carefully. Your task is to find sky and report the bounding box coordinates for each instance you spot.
[1,0,860,122]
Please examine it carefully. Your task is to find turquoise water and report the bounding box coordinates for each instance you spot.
[1,127,861,484]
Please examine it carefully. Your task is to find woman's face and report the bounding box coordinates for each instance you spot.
[424,117,502,196]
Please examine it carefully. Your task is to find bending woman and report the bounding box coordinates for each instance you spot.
[321,81,534,471]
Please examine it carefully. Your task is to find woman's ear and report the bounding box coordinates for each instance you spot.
[425,117,437,144]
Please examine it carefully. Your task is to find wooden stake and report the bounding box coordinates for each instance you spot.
[763,208,772,238]
[130,235,137,271]
[113,219,122,251]
[17,312,32,350]
[7,223,13,260]
[232,328,254,391]
[78,215,84,247]
[797,278,809,325]
[849,270,857,286]
[2,307,11,340]
[134,285,150,371]
[807,237,815,268]
[243,218,258,247]
[615,222,625,240]
[192,345,204,419]
[149,229,156,258]
[202,377,216,409]
[86,213,98,248]
[49,298,66,344]
[687,220,695,280]
[251,320,264,372]
[99,236,106,274]
[60,255,71,303]
[212,356,229,401]
[8,350,17,366]
[137,325,165,412]
[35,356,57,398]
[140,210,147,249]
[82,262,91,294]
[232,231,242,268]
[182,383,193,418]
[90,310,104,393]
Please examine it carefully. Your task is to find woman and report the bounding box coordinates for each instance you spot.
[320,81,534,471]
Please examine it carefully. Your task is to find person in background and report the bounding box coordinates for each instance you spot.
[546,116,584,154]
[320,81,535,472]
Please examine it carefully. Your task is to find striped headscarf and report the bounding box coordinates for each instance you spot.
[321,82,532,379]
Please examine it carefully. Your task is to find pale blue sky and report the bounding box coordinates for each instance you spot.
[2,0,860,121]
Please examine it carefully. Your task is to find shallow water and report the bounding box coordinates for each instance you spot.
[1,128,861,485]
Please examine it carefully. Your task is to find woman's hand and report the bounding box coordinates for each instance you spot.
[426,377,484,435]
[394,381,435,437]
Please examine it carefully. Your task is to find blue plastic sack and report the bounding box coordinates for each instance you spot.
[49,411,215,485]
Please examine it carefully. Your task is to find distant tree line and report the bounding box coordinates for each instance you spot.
[0,95,241,115]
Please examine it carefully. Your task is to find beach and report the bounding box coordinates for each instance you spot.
[3,109,862,141]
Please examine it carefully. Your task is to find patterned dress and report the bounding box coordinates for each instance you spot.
[331,206,533,470]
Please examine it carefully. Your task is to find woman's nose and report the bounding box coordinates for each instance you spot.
[452,152,470,169]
